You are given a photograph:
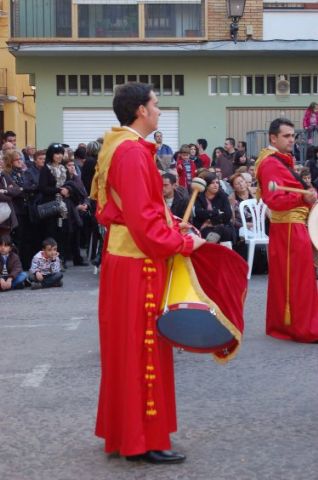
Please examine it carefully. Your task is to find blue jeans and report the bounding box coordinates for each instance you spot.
[12,271,27,289]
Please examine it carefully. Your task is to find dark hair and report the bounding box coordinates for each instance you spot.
[154,131,162,138]
[0,234,13,247]
[45,143,65,164]
[205,172,218,187]
[212,146,226,163]
[162,173,177,184]
[188,143,199,157]
[300,167,311,178]
[269,118,294,136]
[197,138,208,151]
[234,150,247,163]
[225,137,235,147]
[4,130,16,140]
[113,82,153,126]
[74,147,87,160]
[238,141,246,150]
[42,237,57,249]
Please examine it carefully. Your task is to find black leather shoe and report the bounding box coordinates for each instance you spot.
[126,450,186,464]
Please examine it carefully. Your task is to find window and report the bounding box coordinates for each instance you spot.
[139,75,149,84]
[219,76,229,95]
[267,75,276,94]
[302,75,311,94]
[127,75,137,82]
[163,75,172,95]
[104,75,113,95]
[243,76,253,95]
[78,4,138,38]
[57,75,66,96]
[92,75,101,95]
[314,76,318,94]
[68,75,78,96]
[11,0,72,38]
[231,76,241,95]
[209,76,217,95]
[174,75,184,96]
[290,75,300,94]
[115,75,125,86]
[255,76,264,94]
[145,2,204,38]
[151,75,161,95]
[80,75,89,96]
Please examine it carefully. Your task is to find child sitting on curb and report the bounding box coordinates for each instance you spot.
[0,235,27,291]
[29,237,63,289]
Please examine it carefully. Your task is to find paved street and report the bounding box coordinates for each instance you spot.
[1,267,318,480]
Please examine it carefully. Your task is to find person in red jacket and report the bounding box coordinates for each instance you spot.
[91,82,205,464]
[256,117,318,342]
[176,144,196,192]
[197,138,211,168]
[303,102,318,144]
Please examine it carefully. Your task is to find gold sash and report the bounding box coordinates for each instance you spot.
[270,207,309,224]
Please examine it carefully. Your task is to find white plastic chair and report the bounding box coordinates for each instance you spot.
[238,198,269,279]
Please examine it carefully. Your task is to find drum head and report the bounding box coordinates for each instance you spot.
[308,203,318,250]
[157,308,235,353]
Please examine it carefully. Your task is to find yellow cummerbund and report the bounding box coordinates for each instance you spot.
[107,223,147,258]
[270,207,309,224]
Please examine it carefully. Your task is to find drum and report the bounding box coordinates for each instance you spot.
[157,254,238,354]
[308,203,318,250]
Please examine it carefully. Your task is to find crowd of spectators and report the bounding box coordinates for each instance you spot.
[1,124,314,292]
[0,130,102,291]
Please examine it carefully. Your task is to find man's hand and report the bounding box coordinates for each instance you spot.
[35,272,44,282]
[192,235,206,251]
[0,278,7,290]
[303,188,317,205]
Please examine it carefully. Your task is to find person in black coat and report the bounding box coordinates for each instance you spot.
[193,172,235,243]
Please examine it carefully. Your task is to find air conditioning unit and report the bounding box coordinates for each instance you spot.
[276,75,290,96]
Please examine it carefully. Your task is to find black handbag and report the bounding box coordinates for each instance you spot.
[37,200,61,220]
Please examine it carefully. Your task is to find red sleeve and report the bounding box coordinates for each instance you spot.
[111,144,194,260]
[303,110,310,129]
[258,158,305,211]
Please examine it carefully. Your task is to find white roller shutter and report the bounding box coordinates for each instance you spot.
[63,108,179,153]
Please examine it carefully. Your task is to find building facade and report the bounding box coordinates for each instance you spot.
[7,0,318,153]
[0,0,35,148]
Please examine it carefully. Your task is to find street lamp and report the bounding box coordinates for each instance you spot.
[227,0,246,43]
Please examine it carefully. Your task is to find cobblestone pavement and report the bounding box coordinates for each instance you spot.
[1,267,318,480]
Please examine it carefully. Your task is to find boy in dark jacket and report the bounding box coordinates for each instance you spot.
[0,235,27,290]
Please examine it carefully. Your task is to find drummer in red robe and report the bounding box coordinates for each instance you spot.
[256,117,318,342]
[91,83,205,464]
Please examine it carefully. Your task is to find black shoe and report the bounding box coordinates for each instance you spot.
[126,450,186,464]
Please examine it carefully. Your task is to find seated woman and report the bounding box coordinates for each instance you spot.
[193,172,235,244]
[228,173,254,238]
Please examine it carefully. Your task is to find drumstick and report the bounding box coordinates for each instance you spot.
[268,181,308,195]
[182,177,207,224]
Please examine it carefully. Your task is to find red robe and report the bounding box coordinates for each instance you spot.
[95,133,194,456]
[257,151,318,342]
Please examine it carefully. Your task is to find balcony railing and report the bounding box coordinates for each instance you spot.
[0,69,7,96]
[10,0,206,40]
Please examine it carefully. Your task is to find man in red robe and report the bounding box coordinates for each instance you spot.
[91,83,205,464]
[256,117,318,342]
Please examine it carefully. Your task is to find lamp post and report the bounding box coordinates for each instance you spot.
[227,0,246,43]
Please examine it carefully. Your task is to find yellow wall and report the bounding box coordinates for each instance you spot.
[0,0,36,148]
